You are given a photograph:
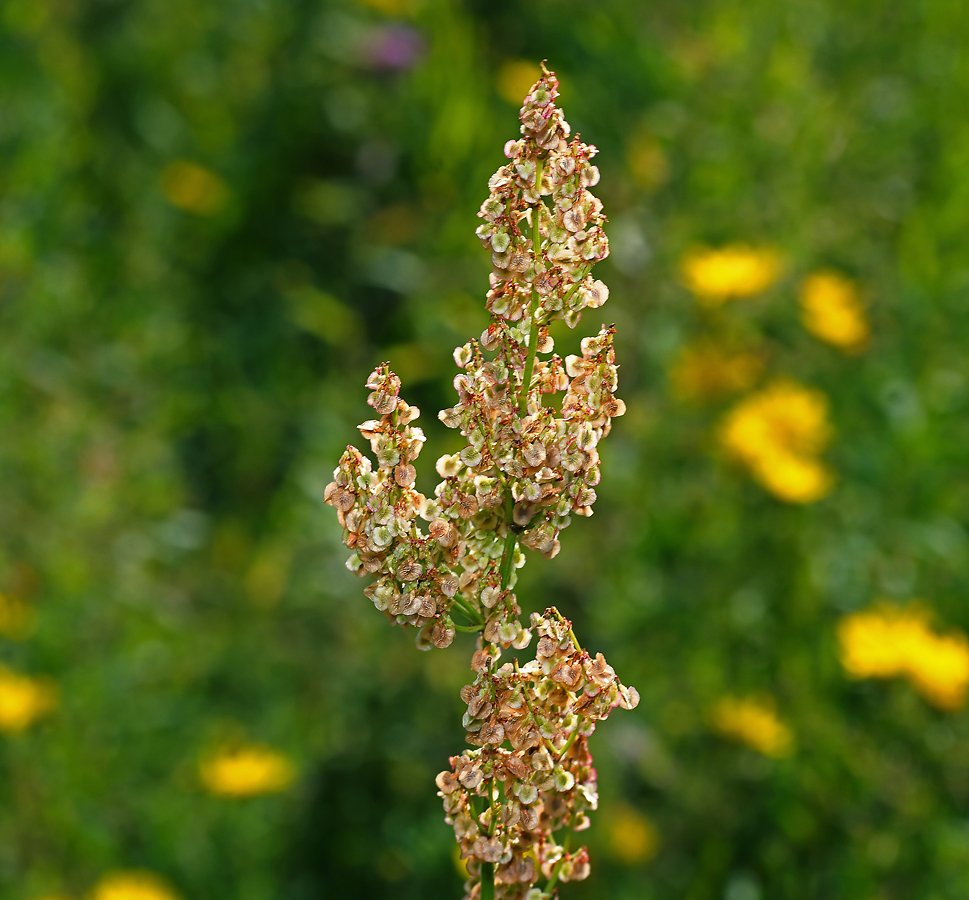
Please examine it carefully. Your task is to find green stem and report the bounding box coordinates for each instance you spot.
[560,264,593,312]
[517,158,544,413]
[453,622,483,633]
[556,728,579,760]
[513,660,561,760]
[519,311,540,412]
[451,594,484,625]
[481,864,494,900]
[498,527,518,591]
[480,775,499,900]
[488,776,498,835]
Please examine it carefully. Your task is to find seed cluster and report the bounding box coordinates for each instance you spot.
[323,64,636,899]
[438,611,638,899]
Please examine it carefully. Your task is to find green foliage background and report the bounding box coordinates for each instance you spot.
[2,0,969,897]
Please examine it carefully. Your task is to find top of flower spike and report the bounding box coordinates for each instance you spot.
[517,63,571,152]
[327,65,622,653]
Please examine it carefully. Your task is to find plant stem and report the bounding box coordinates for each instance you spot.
[450,594,484,624]
[517,158,544,412]
[513,659,562,760]
[481,864,494,900]
[498,527,518,591]
[556,728,579,760]
[485,162,545,900]
[559,264,593,312]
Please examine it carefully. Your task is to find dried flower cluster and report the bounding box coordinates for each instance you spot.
[438,611,638,897]
[324,64,636,899]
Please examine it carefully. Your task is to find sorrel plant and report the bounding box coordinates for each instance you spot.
[325,64,638,900]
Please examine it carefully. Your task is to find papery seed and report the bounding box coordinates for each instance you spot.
[431,618,455,649]
[394,463,416,487]
[398,560,423,582]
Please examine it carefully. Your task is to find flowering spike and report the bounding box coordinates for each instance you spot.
[323,66,636,900]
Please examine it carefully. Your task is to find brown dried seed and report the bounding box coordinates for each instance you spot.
[505,755,529,779]
[459,766,484,790]
[439,407,463,428]
[541,539,561,560]
[435,771,460,794]
[456,495,479,519]
[429,518,457,548]
[500,804,522,831]
[603,396,626,417]
[431,618,455,649]
[394,463,417,487]
[397,560,423,582]
[537,635,559,658]
[436,572,459,597]
[523,441,546,467]
[471,648,495,673]
[552,661,582,688]
[400,593,422,616]
[468,693,491,718]
[370,391,396,415]
[329,486,356,512]
[478,486,503,509]
[362,555,383,574]
[507,855,536,884]
[513,502,534,527]
[473,836,503,864]
[508,250,530,272]
[480,721,505,745]
[417,594,437,617]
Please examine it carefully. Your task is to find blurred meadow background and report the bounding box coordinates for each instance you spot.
[3,0,969,898]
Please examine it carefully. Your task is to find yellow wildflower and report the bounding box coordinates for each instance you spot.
[0,591,35,639]
[838,605,919,680]
[160,160,229,216]
[90,871,180,900]
[799,271,869,352]
[719,381,833,503]
[838,604,969,711]
[670,342,762,402]
[199,743,296,797]
[496,60,541,107]
[680,245,782,305]
[606,804,659,864]
[0,667,57,733]
[711,696,793,757]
